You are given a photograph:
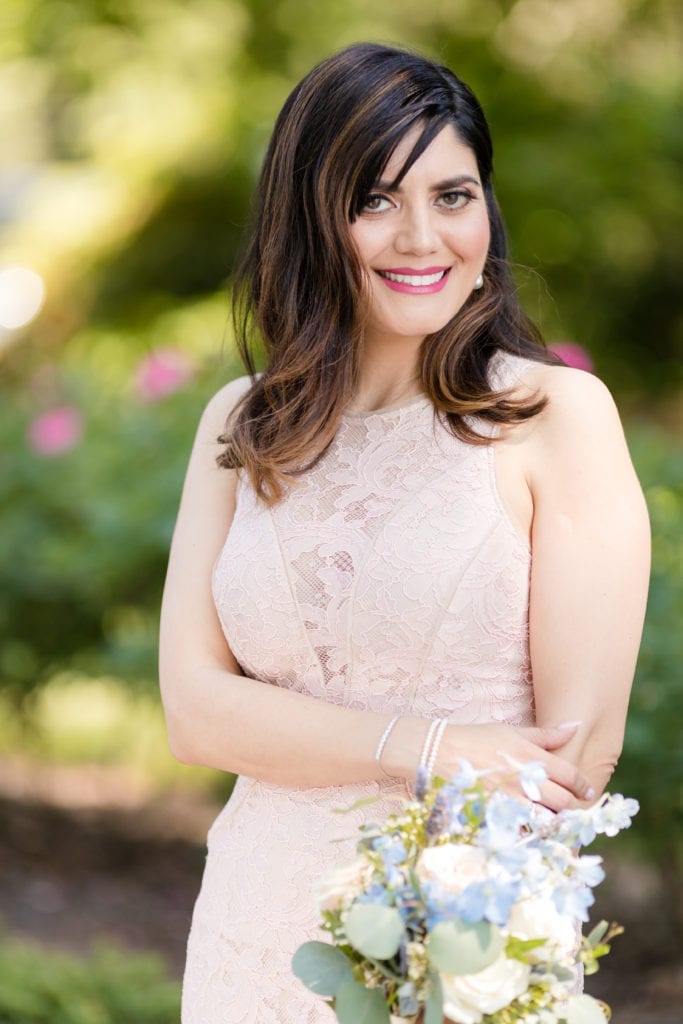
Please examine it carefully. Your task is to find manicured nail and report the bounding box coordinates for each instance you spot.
[585,787,596,800]
[557,720,583,729]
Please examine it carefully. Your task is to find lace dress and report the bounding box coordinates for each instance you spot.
[182,351,539,1023]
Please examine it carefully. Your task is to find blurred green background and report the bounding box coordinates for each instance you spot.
[0,0,681,1019]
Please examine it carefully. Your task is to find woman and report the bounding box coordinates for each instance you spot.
[159,43,650,1023]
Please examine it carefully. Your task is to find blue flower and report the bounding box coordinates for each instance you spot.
[356,884,393,906]
[594,795,639,837]
[456,878,520,926]
[450,759,479,791]
[558,809,597,847]
[573,854,605,887]
[397,982,419,1017]
[393,884,422,926]
[552,880,595,922]
[519,761,548,802]
[422,881,460,929]
[485,792,531,835]
[373,835,408,865]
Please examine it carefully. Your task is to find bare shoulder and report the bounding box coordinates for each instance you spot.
[514,363,626,457]
[198,373,254,442]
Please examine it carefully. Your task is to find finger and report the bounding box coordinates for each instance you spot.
[534,779,580,814]
[525,724,580,751]
[542,751,594,801]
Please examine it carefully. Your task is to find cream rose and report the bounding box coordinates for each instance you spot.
[441,953,531,1024]
[313,855,371,912]
[416,844,488,895]
[507,896,578,962]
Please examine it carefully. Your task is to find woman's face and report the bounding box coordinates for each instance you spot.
[349,124,490,347]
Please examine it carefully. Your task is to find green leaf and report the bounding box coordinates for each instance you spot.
[563,994,609,1024]
[586,921,609,947]
[424,972,444,1024]
[291,941,354,996]
[335,976,390,1024]
[427,919,503,976]
[505,936,546,961]
[344,904,404,960]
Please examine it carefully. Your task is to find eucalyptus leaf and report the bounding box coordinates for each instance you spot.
[335,976,391,1024]
[424,972,444,1024]
[550,963,577,982]
[291,941,354,996]
[564,994,609,1024]
[427,918,503,976]
[586,921,609,947]
[345,903,404,960]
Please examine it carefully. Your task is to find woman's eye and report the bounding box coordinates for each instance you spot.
[438,190,474,209]
[362,194,391,213]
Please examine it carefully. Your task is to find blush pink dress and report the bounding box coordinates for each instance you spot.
[181,351,539,1023]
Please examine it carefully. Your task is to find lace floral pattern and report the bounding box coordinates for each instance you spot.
[182,352,547,1022]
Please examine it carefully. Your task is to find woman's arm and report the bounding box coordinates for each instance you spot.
[159,377,593,802]
[513,365,649,804]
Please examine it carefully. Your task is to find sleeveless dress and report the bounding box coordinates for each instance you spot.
[181,351,539,1023]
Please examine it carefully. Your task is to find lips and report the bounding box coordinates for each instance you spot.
[375,266,451,294]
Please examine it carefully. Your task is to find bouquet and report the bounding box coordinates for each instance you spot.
[292,759,638,1024]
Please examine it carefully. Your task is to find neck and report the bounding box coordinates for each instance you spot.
[350,332,424,413]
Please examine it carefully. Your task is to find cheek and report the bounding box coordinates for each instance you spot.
[447,215,490,259]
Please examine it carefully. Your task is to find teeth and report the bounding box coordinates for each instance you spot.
[381,270,447,286]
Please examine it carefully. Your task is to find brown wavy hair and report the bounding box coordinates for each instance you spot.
[218,42,562,503]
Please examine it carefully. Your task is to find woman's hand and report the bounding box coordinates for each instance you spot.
[437,722,594,811]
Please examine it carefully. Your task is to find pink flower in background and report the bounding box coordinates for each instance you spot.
[549,342,594,373]
[28,405,84,456]
[134,347,194,401]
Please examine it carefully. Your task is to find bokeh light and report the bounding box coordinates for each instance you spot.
[0,266,45,329]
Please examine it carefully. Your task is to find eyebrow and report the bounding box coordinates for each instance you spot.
[373,174,481,192]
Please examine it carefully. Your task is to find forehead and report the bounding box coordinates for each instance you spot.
[381,123,480,183]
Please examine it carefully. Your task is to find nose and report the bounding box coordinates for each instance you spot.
[394,203,439,256]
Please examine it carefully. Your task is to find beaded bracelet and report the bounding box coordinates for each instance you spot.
[374,715,402,779]
[425,717,449,778]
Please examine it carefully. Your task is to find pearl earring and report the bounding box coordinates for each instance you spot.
[474,274,484,290]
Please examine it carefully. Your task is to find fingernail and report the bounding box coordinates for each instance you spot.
[557,720,583,729]
[585,787,596,800]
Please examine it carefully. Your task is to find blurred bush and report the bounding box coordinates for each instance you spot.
[0,298,242,708]
[0,0,680,396]
[616,425,683,876]
[0,935,179,1024]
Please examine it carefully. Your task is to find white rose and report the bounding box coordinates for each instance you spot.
[507,896,578,962]
[442,953,531,1023]
[417,845,488,895]
[313,855,371,912]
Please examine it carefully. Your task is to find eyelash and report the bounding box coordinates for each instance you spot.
[361,189,477,213]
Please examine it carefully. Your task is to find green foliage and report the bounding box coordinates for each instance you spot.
[427,919,502,976]
[615,424,683,856]
[291,941,354,998]
[0,306,242,703]
[0,937,180,1024]
[344,904,404,961]
[1,0,681,395]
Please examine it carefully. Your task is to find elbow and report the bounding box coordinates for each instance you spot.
[159,678,199,766]
[166,725,198,766]
[583,746,623,800]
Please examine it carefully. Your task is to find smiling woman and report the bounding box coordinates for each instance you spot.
[159,42,650,1024]
[348,126,490,385]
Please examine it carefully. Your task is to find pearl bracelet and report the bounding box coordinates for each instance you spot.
[375,715,402,778]
[425,718,449,778]
[418,718,441,772]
